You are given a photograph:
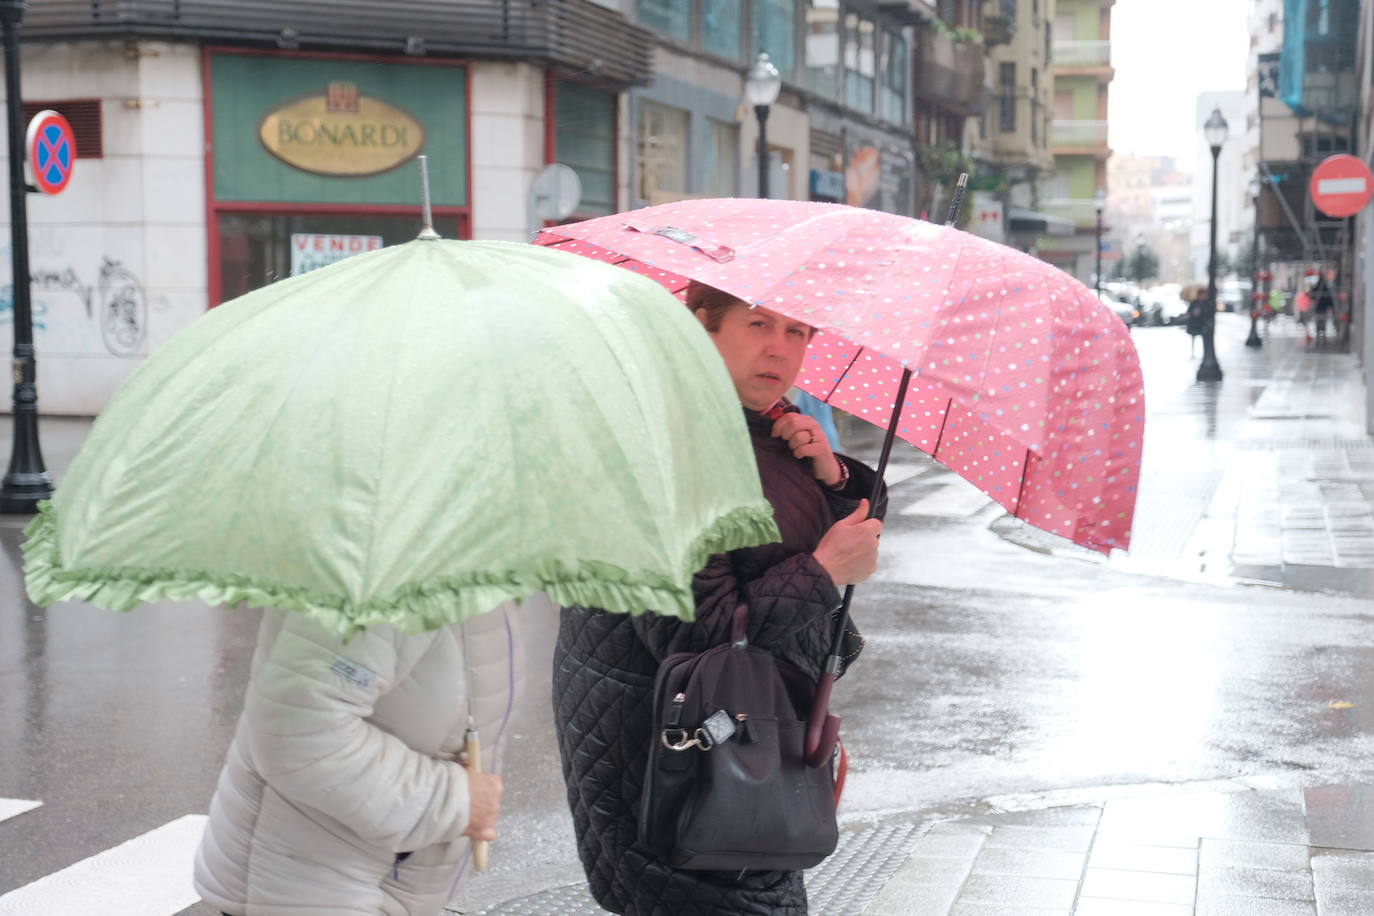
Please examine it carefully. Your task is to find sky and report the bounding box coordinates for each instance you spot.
[1108,0,1251,170]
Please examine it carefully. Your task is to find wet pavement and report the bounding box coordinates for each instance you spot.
[4,315,1374,915]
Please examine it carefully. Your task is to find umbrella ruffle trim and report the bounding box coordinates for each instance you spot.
[22,501,780,638]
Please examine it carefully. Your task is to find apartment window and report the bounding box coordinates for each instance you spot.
[805,0,841,99]
[753,0,798,77]
[1029,68,1039,144]
[879,30,907,125]
[553,82,616,216]
[638,99,689,202]
[998,62,1015,132]
[703,119,740,197]
[843,13,876,112]
[1032,0,1039,17]
[637,0,690,42]
[702,0,742,60]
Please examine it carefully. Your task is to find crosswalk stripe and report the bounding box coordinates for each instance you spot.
[899,481,993,518]
[0,814,207,915]
[0,798,41,824]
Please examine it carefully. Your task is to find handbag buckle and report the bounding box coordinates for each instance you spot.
[661,728,699,751]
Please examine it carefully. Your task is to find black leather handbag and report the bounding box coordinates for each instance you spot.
[638,605,839,871]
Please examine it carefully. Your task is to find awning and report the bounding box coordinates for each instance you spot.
[1008,207,1076,237]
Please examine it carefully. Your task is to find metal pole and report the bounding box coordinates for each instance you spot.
[1198,144,1224,381]
[755,104,769,199]
[1094,207,1103,297]
[1246,186,1263,347]
[0,0,52,514]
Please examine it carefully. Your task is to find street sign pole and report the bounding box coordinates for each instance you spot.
[0,0,53,514]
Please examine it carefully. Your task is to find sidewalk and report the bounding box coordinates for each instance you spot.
[996,314,1374,597]
[859,317,1374,916]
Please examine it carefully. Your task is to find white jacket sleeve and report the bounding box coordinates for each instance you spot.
[241,612,471,853]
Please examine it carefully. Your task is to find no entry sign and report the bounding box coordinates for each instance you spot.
[1310,154,1374,218]
[25,109,76,195]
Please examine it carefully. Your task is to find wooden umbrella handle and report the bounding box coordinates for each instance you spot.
[464,733,489,872]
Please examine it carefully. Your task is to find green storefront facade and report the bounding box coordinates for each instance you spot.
[206,49,470,304]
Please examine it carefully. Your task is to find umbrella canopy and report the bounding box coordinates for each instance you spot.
[537,198,1144,554]
[23,239,780,637]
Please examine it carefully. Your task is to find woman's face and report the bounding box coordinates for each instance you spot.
[699,302,812,411]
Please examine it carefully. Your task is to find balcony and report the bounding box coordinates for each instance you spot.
[913,23,986,114]
[22,0,655,87]
[1052,39,1111,69]
[1043,197,1098,230]
[1051,119,1109,152]
[983,0,1017,46]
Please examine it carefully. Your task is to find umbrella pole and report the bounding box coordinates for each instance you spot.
[805,367,912,767]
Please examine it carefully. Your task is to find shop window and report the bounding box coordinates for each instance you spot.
[638,99,689,204]
[217,212,465,303]
[702,0,742,60]
[878,30,906,125]
[703,119,739,197]
[843,14,875,113]
[553,81,616,217]
[637,0,690,42]
[752,0,797,77]
[805,0,841,100]
[22,99,102,158]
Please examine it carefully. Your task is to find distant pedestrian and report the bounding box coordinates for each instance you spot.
[1310,273,1336,342]
[1182,284,1206,356]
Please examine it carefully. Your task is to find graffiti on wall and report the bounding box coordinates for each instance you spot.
[26,257,148,357]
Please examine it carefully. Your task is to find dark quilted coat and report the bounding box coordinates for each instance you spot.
[553,406,886,916]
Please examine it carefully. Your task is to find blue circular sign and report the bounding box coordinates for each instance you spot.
[26,110,75,195]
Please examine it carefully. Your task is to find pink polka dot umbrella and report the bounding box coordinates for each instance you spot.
[538,199,1144,557]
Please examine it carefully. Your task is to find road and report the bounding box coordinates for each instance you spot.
[3,320,1373,915]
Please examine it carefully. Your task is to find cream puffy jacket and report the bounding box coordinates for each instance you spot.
[194,601,523,916]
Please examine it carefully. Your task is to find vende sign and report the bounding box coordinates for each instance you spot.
[1309,154,1374,218]
[290,233,383,276]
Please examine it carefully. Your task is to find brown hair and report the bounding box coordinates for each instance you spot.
[684,280,746,331]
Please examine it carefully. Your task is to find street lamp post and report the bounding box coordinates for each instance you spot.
[1197,107,1227,382]
[1093,187,1105,297]
[745,52,781,199]
[1245,175,1263,348]
[0,0,53,514]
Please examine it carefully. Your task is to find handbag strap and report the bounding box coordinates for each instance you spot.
[731,604,748,649]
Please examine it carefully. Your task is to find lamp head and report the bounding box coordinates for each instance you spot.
[1093,187,1106,213]
[1204,107,1228,152]
[745,52,782,107]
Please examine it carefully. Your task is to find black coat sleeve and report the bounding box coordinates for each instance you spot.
[630,546,841,670]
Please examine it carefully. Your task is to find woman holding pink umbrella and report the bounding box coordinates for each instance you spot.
[552,281,886,915]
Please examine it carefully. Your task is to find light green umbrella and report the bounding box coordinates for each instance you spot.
[23,238,779,637]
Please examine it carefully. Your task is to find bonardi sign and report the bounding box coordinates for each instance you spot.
[259,81,426,176]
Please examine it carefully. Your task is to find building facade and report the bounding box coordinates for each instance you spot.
[1,1,652,413]
[1040,0,1113,282]
[2,0,1123,416]
[972,0,1067,251]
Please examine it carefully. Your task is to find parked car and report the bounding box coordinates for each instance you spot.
[1097,290,1141,327]
[1139,283,1188,326]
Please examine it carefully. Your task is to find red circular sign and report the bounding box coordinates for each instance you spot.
[25,110,76,195]
[1310,154,1374,218]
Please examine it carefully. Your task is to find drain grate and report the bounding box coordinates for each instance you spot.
[458,821,927,916]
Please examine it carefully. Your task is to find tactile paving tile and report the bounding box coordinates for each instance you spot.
[459,821,926,916]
